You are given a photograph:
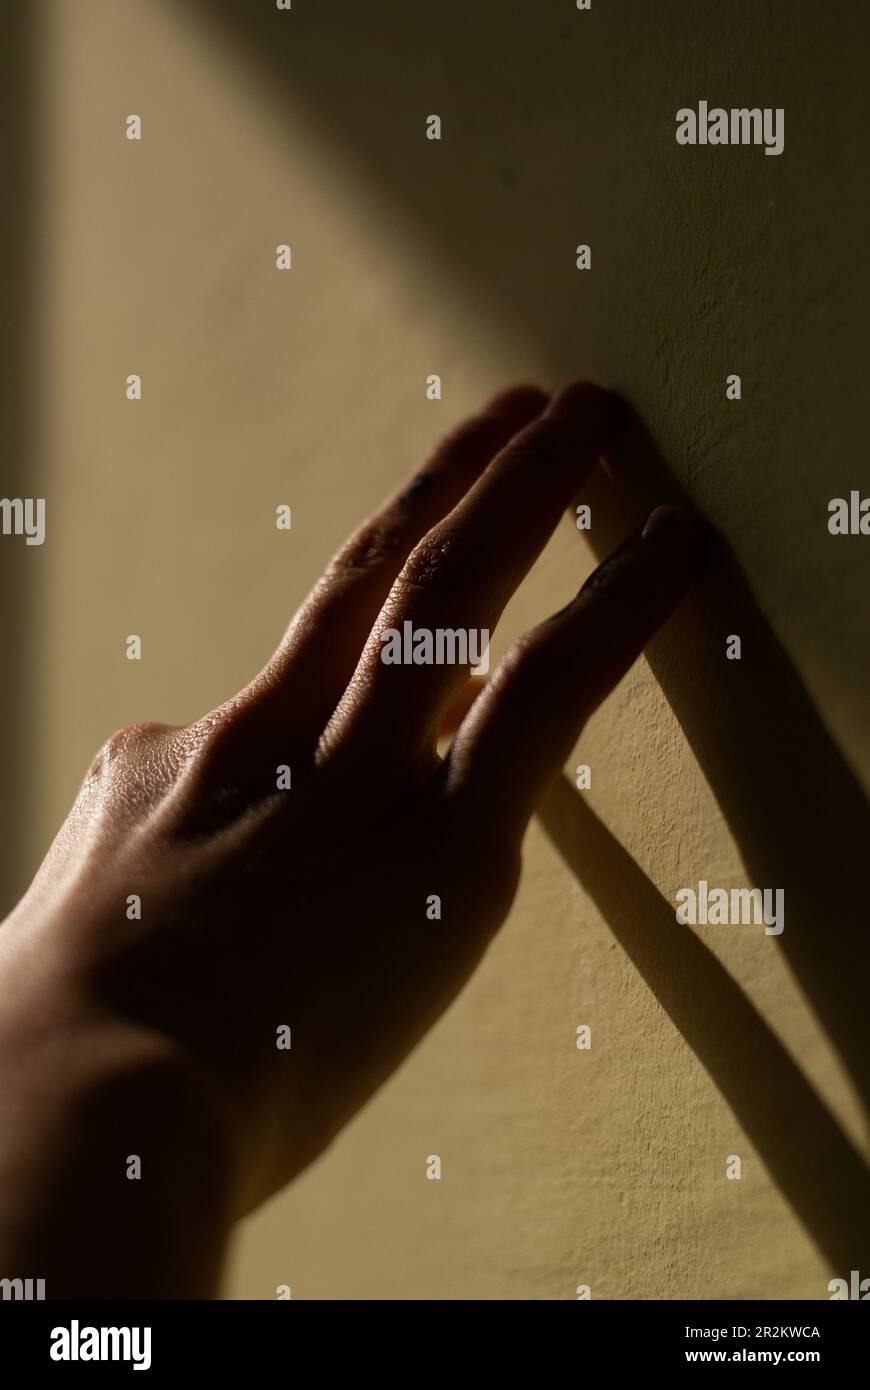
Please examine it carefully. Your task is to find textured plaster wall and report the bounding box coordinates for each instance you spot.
[20,0,869,1298]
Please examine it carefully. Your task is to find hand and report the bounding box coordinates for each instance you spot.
[0,381,699,1294]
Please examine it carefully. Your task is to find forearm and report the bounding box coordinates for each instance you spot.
[0,1004,238,1299]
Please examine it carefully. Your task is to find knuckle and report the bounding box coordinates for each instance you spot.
[490,631,555,701]
[396,526,466,597]
[331,512,407,578]
[496,634,538,683]
[89,721,170,778]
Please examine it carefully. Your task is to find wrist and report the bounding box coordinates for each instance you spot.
[0,1004,240,1298]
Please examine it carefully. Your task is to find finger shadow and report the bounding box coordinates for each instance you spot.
[577,402,870,1121]
[540,773,870,1276]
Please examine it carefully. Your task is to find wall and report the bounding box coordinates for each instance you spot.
[15,0,869,1298]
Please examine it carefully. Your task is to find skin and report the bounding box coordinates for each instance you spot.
[0,381,700,1297]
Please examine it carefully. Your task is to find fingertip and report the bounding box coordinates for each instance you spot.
[547,380,620,441]
[642,504,695,542]
[642,504,705,576]
[578,504,702,622]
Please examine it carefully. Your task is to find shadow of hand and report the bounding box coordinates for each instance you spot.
[541,400,870,1275]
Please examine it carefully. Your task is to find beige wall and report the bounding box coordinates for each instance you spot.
[18,0,869,1297]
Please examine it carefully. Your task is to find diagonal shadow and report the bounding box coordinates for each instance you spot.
[540,774,870,1277]
[577,404,870,1121]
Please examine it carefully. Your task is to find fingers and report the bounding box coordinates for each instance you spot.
[328,382,619,761]
[445,506,702,839]
[229,385,549,748]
